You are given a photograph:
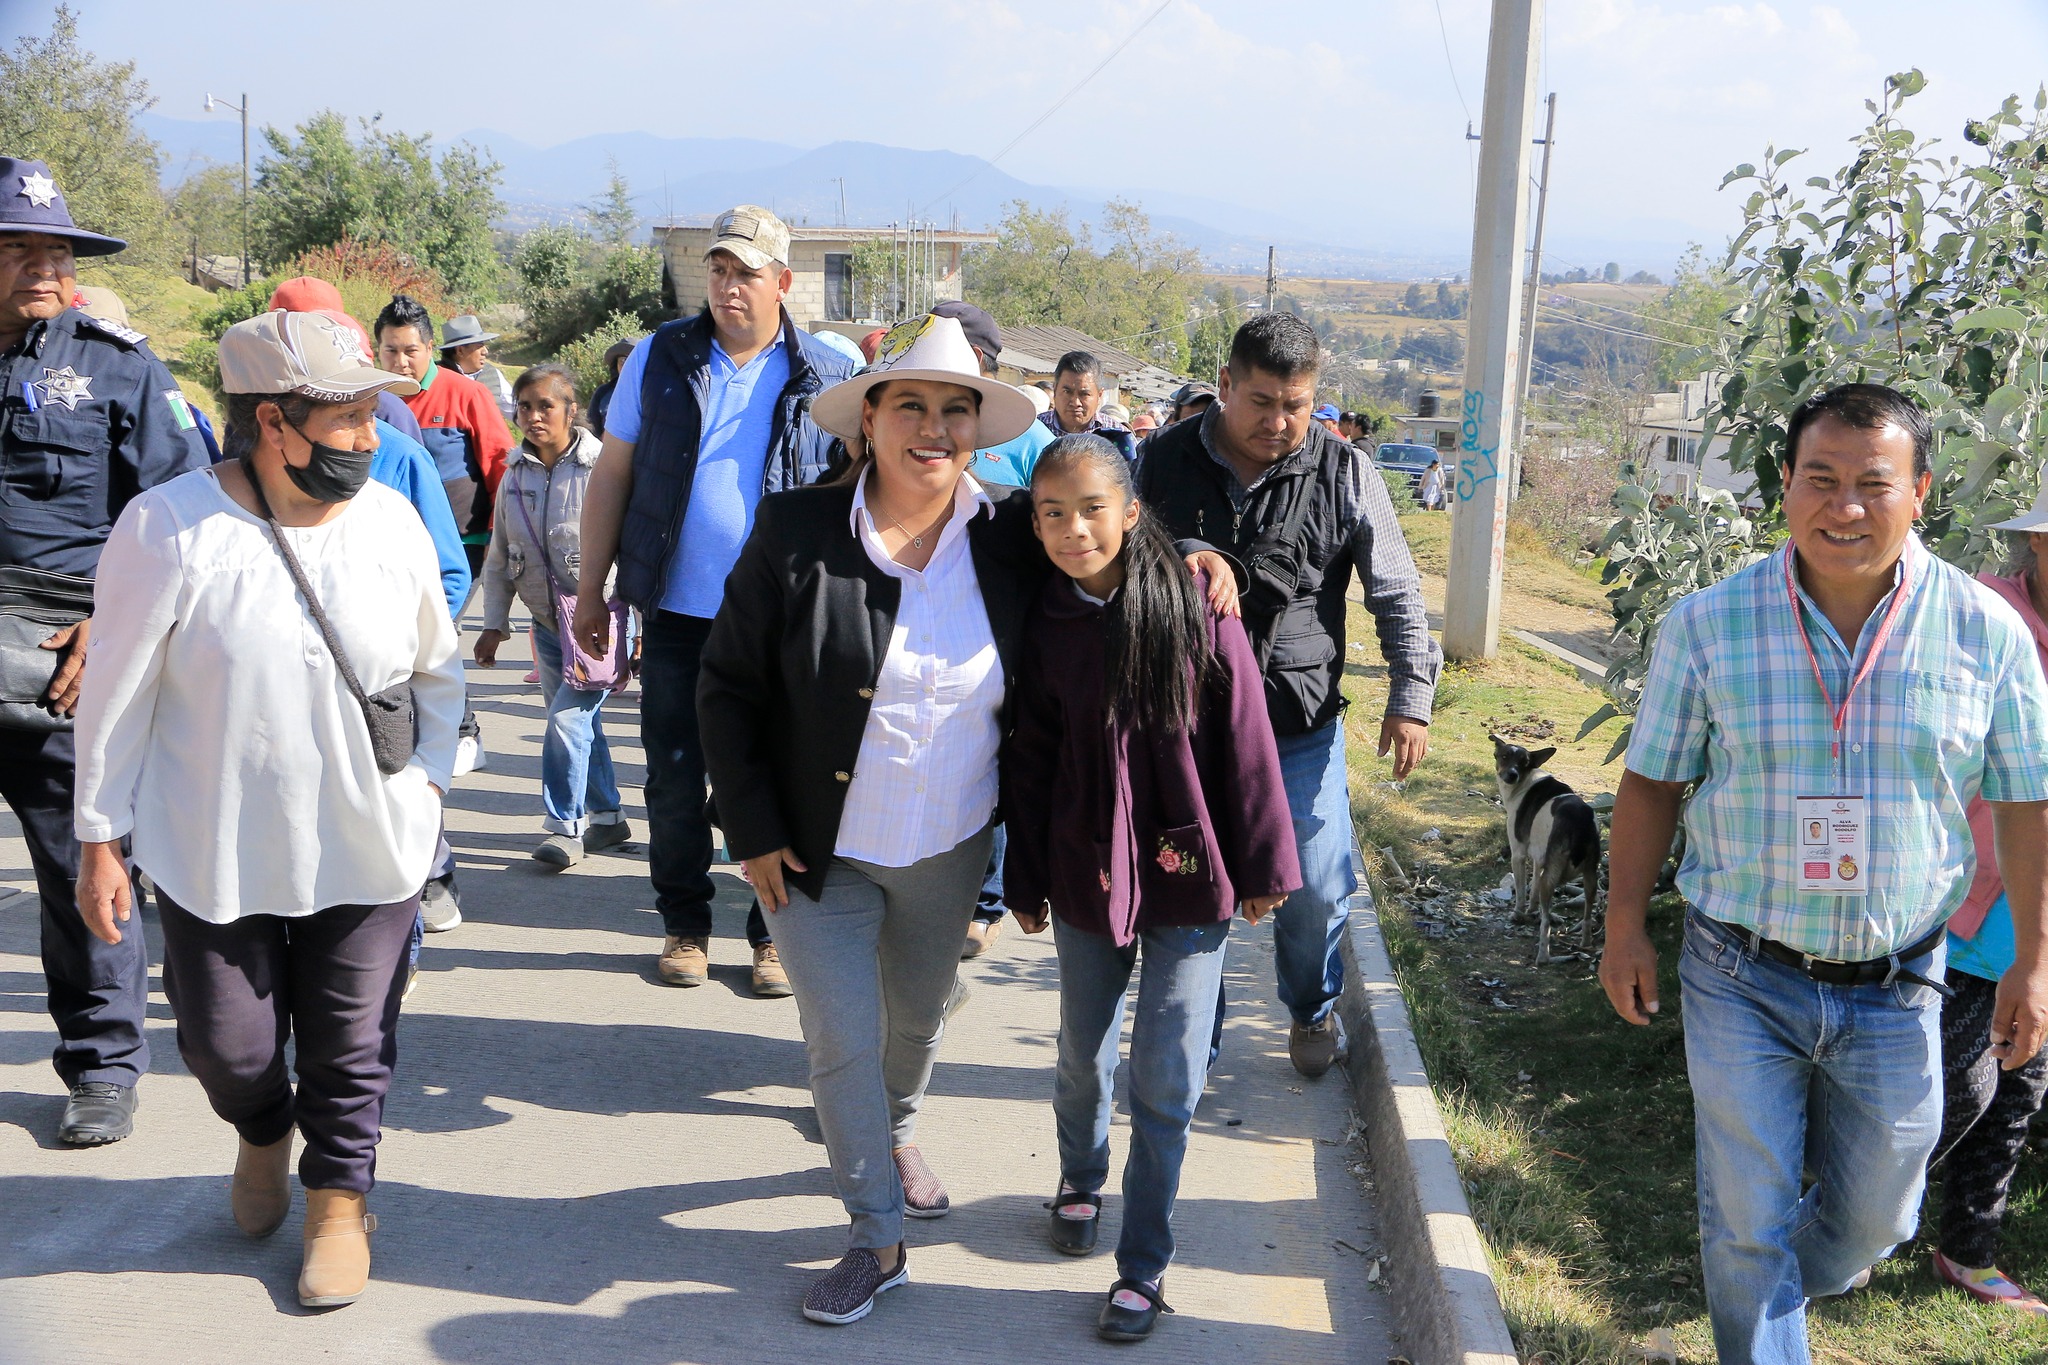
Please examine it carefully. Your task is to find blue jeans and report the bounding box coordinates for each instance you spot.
[973,823,1007,923]
[532,623,626,836]
[1053,916,1229,1285]
[1681,910,1945,1365]
[1270,720,1359,1027]
[639,611,768,946]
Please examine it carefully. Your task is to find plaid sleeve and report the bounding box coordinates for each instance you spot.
[1625,597,1710,783]
[1980,629,2048,803]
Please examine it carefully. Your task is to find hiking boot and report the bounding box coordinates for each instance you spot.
[532,833,584,869]
[1288,1013,1348,1079]
[802,1246,908,1325]
[583,819,632,854]
[960,917,1003,960]
[751,944,793,998]
[57,1081,136,1145]
[658,935,710,987]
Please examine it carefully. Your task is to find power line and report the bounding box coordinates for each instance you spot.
[919,0,1175,216]
[1433,0,1478,211]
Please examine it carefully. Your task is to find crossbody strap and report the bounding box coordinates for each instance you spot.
[240,467,375,710]
[507,463,564,598]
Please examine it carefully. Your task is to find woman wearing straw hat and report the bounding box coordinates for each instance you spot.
[1927,486,2048,1315]
[699,314,1233,1325]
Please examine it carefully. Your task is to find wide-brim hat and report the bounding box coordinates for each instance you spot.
[811,315,1037,450]
[0,157,125,255]
[219,309,419,401]
[438,313,500,349]
[1990,484,2048,534]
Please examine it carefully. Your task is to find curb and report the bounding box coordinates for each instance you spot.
[1338,846,1520,1365]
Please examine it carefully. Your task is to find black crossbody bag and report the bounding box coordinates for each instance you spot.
[0,565,95,732]
[248,483,417,777]
[1239,465,1319,670]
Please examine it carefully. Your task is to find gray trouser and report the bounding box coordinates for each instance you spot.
[771,823,994,1250]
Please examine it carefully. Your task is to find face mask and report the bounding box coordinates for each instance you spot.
[282,419,373,503]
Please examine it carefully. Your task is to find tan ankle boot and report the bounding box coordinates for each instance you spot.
[231,1131,293,1237]
[298,1188,377,1308]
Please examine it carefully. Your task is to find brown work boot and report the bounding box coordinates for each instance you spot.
[298,1188,377,1308]
[1288,1013,1348,1079]
[231,1130,293,1237]
[751,944,793,998]
[658,935,710,987]
[960,917,1003,960]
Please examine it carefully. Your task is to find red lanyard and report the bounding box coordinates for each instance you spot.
[1784,547,1914,762]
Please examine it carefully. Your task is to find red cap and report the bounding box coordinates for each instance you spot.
[268,276,345,313]
[859,328,889,363]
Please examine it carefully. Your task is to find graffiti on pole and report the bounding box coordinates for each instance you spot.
[1456,387,1498,502]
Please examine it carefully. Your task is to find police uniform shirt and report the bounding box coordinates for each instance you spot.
[1,307,208,576]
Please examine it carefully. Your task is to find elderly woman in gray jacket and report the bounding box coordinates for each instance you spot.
[474,364,632,868]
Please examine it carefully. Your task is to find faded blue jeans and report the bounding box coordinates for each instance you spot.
[1680,909,1945,1365]
[1054,916,1229,1285]
[1271,719,1359,1027]
[532,623,626,837]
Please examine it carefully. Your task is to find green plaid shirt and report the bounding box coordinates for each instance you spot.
[1627,539,2048,959]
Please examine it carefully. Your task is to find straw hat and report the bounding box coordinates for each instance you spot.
[810,314,1037,450]
[1990,483,2048,535]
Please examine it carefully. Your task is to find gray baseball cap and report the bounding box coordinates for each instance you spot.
[218,309,418,401]
[703,204,791,271]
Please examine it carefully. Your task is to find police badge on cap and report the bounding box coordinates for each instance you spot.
[0,156,126,256]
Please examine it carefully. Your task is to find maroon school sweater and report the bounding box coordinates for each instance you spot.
[1002,573,1301,946]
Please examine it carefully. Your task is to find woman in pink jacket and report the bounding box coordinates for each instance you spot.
[1934,488,2048,1315]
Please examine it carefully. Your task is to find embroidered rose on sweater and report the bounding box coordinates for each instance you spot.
[1099,869,1112,892]
[1156,837,1199,877]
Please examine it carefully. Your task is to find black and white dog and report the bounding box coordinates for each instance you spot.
[1492,735,1603,966]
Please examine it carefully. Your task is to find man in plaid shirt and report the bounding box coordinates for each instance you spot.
[1602,385,2048,1364]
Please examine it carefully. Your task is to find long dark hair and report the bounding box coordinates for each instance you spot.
[1033,434,1212,732]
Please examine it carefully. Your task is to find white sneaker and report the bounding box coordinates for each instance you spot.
[453,735,485,777]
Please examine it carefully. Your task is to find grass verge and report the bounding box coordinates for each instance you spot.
[1336,515,2048,1364]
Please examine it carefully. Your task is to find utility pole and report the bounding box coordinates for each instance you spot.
[203,91,252,286]
[1510,92,1557,501]
[1443,0,1542,662]
[833,177,847,226]
[1265,246,1277,312]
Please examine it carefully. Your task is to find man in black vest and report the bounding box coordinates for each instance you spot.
[575,205,851,997]
[1139,313,1440,1077]
[0,157,208,1142]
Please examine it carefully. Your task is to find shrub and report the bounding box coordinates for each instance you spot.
[1380,466,1418,514]
[556,312,645,404]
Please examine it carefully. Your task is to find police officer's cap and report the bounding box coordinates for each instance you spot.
[0,157,126,256]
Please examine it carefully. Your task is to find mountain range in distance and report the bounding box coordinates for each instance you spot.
[141,114,1692,281]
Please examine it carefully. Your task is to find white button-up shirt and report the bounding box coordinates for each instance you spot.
[834,472,1005,866]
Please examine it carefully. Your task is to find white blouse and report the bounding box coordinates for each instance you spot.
[833,473,1005,867]
[72,469,467,923]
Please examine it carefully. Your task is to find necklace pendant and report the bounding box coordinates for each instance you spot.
[912,534,924,549]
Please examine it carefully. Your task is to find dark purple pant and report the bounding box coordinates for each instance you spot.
[157,892,415,1192]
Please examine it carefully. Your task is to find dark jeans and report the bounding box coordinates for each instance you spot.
[1933,969,2048,1269]
[640,610,767,946]
[973,824,1007,924]
[0,726,149,1088]
[156,892,415,1192]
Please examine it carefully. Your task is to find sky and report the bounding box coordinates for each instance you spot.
[5,0,2046,274]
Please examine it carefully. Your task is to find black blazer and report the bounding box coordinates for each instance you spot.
[698,481,1051,901]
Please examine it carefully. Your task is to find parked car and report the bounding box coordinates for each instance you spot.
[1373,441,1439,489]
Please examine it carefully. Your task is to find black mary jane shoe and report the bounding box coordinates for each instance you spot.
[1097,1277,1173,1342]
[1048,1185,1102,1256]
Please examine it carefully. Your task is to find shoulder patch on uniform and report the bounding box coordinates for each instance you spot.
[75,312,148,347]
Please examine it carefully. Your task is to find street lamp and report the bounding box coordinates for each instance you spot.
[203,92,250,287]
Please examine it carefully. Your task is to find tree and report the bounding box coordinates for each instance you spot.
[1402,282,1425,313]
[251,111,505,301]
[511,170,664,353]
[0,5,171,266]
[586,158,638,247]
[1593,70,2048,748]
[1637,243,1740,390]
[167,163,242,271]
[966,200,1203,370]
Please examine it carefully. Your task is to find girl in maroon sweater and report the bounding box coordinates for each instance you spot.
[1004,433,1300,1343]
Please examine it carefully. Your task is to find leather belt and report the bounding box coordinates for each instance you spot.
[1728,921,1954,999]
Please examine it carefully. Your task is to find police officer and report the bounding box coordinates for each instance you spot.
[0,156,208,1144]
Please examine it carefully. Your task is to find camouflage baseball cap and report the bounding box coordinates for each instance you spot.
[703,204,790,271]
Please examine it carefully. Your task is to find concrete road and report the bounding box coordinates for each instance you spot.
[0,621,1394,1364]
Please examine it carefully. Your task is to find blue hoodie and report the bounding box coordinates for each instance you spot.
[369,419,470,618]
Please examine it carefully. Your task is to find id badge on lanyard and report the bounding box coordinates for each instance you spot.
[1784,550,1910,898]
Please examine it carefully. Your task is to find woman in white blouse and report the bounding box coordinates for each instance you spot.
[71,311,465,1310]
[699,315,1233,1326]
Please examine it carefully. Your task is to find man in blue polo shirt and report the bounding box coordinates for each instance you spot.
[576,204,851,997]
